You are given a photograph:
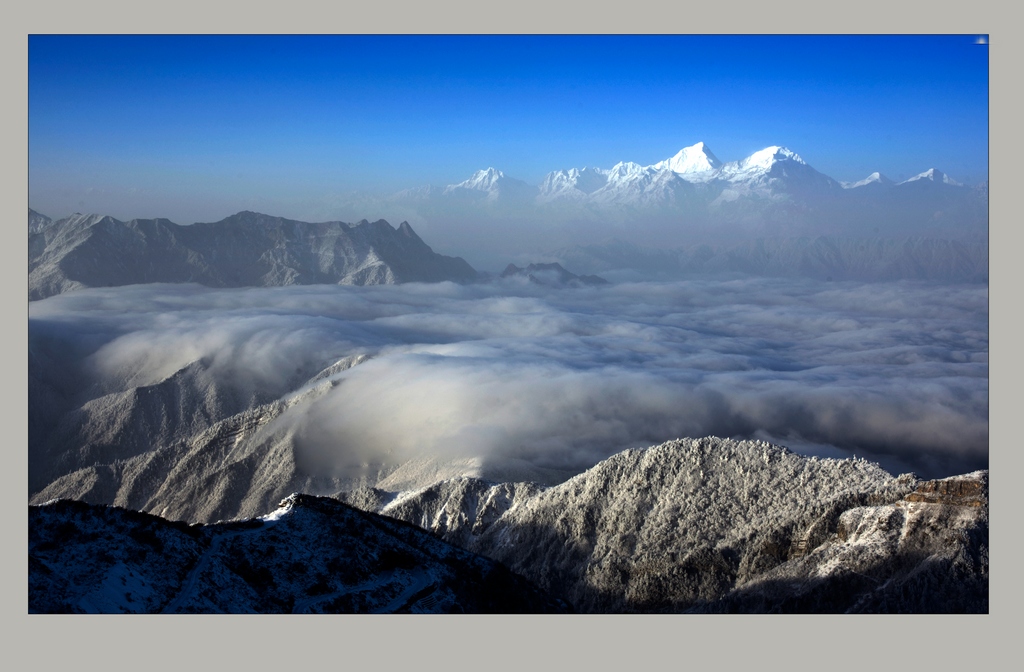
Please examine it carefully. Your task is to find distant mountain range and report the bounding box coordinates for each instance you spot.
[499,261,608,287]
[28,207,989,296]
[28,210,478,300]
[547,235,989,283]
[378,142,987,237]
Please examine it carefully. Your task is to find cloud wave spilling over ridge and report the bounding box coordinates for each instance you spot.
[29,277,988,479]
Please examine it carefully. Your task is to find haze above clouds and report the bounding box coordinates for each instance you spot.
[30,277,988,479]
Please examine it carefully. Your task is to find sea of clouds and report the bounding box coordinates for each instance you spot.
[29,276,988,479]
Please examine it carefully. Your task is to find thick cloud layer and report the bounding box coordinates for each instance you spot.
[29,277,988,478]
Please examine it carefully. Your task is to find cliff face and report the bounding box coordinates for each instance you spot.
[904,472,988,507]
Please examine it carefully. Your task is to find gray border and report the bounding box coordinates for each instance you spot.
[5,3,1017,667]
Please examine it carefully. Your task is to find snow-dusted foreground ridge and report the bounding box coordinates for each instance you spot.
[30,438,988,613]
[29,494,568,614]
[342,438,988,613]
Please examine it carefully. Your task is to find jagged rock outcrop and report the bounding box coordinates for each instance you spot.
[28,210,479,300]
[904,472,987,506]
[29,495,569,614]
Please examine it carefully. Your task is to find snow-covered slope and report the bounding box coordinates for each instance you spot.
[29,494,569,613]
[650,141,723,178]
[841,172,894,189]
[29,420,988,613]
[537,167,610,203]
[537,143,840,207]
[347,437,987,613]
[29,353,383,524]
[28,210,479,300]
[695,471,988,613]
[713,146,841,201]
[900,168,962,186]
[340,476,545,550]
[442,167,538,204]
[29,208,54,234]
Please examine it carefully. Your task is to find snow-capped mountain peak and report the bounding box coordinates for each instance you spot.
[841,172,894,189]
[447,167,505,192]
[740,146,806,170]
[652,141,723,175]
[538,166,610,201]
[900,168,962,187]
[443,167,538,203]
[606,161,649,179]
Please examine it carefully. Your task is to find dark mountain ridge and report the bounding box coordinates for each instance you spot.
[29,494,569,614]
[28,210,479,300]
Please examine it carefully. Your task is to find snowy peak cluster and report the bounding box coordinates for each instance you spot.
[534,142,829,204]
[433,141,973,207]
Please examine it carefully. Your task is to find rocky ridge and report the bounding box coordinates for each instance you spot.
[343,437,988,613]
[29,354,385,523]
[28,210,479,300]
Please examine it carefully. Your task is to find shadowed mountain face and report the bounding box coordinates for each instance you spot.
[28,210,479,300]
[29,495,570,614]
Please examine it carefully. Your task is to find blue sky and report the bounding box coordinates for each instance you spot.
[29,34,989,223]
